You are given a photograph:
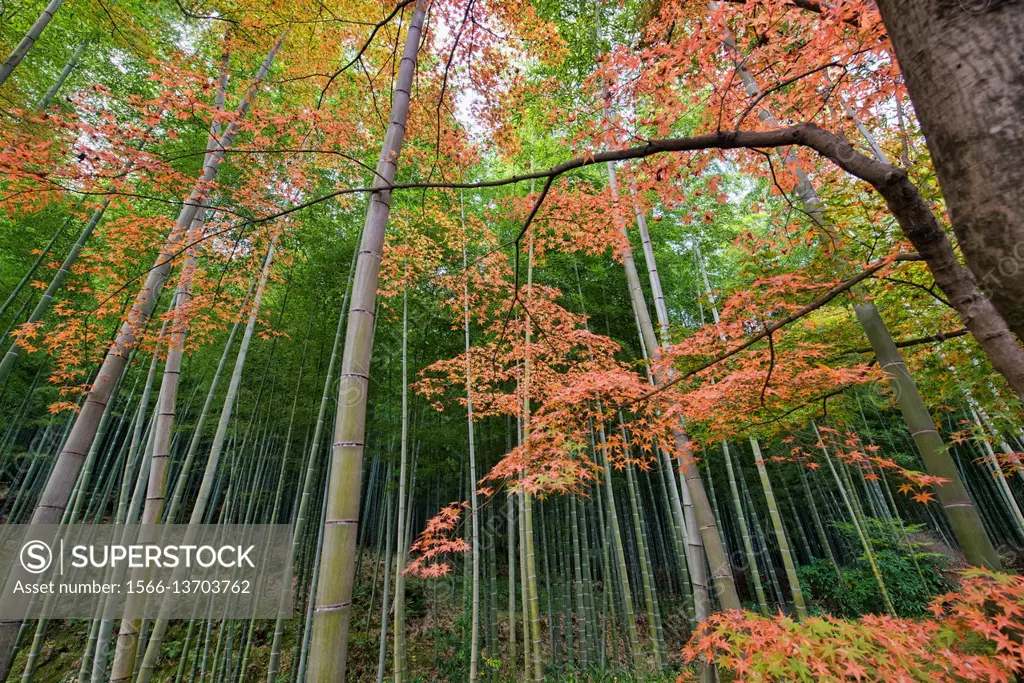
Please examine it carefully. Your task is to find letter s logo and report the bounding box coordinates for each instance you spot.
[20,541,52,574]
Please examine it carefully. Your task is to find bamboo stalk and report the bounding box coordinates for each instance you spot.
[814,423,896,616]
[750,437,807,619]
[722,439,768,615]
[307,6,426,678]
[0,0,64,88]
[854,302,1001,568]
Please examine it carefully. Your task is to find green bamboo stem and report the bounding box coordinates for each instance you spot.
[393,283,411,683]
[625,463,665,668]
[854,302,1001,568]
[296,449,331,683]
[0,196,109,387]
[594,483,612,670]
[619,422,661,671]
[782,485,813,564]
[238,299,307,680]
[21,366,129,682]
[461,233,482,682]
[363,457,389,635]
[507,490,516,672]
[0,196,82,324]
[35,36,89,110]
[969,408,1024,538]
[0,0,64,88]
[518,491,529,679]
[487,500,499,665]
[88,343,164,682]
[540,501,557,666]
[609,253,695,626]
[558,502,573,670]
[267,247,355,681]
[165,273,254,525]
[750,437,807,619]
[520,232,544,682]
[799,467,840,577]
[134,237,279,682]
[569,493,587,670]
[722,440,768,614]
[376,485,395,683]
[307,5,425,677]
[111,208,213,683]
[814,423,896,616]
[595,425,642,669]
[739,458,785,608]
[582,493,601,664]
[0,36,282,678]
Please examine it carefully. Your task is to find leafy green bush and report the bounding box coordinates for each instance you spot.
[798,520,953,617]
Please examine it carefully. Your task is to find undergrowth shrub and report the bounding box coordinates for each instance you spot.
[680,570,1024,682]
[799,519,953,617]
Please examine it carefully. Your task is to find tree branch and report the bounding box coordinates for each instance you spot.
[837,328,969,357]
[316,0,418,108]
[628,253,921,405]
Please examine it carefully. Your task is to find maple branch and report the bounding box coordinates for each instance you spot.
[428,0,474,183]
[839,328,969,357]
[173,0,238,23]
[737,382,864,430]
[316,0,418,108]
[719,0,863,27]
[95,0,143,54]
[63,123,1023,399]
[492,175,554,355]
[79,218,271,324]
[359,56,388,129]
[305,123,926,198]
[157,147,380,178]
[715,47,754,132]
[789,0,826,11]
[733,61,844,132]
[628,253,921,405]
[743,383,859,430]
[330,121,1024,397]
[879,276,951,308]
[114,123,895,197]
[135,123,919,210]
[761,330,775,407]
[752,149,817,233]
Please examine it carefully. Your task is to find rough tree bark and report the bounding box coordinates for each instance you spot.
[873,0,1024,339]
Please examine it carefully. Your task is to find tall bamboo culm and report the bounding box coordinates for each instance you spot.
[855,302,1000,569]
[749,437,807,619]
[0,0,64,88]
[307,5,426,679]
[0,36,283,678]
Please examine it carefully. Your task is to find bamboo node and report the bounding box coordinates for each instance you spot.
[314,601,351,613]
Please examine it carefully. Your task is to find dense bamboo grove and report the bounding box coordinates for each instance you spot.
[1,0,1023,681]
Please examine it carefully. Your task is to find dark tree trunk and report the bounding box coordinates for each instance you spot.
[874,0,1024,338]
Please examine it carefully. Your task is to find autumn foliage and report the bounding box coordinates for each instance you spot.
[680,570,1024,682]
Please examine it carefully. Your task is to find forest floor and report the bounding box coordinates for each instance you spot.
[12,559,688,682]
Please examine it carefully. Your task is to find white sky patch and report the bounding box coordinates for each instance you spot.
[426,2,534,145]
[174,17,208,57]
[107,49,131,74]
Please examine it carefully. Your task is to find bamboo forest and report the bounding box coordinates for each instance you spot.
[2,0,1024,680]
